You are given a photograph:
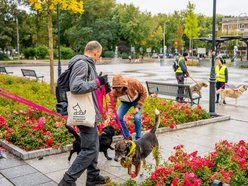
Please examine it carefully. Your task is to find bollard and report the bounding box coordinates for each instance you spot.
[159,54,165,66]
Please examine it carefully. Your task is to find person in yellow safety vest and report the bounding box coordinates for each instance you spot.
[175,52,190,103]
[215,58,228,104]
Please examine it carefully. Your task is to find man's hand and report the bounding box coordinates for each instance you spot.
[105,82,111,94]
[98,74,108,85]
[134,107,139,114]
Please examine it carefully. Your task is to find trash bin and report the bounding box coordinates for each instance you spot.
[159,54,165,66]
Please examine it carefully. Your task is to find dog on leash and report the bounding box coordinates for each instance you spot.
[99,125,115,160]
[190,82,208,97]
[66,125,81,161]
[216,84,247,106]
[114,109,160,177]
[66,125,115,161]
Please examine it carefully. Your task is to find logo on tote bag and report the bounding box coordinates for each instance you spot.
[73,103,86,115]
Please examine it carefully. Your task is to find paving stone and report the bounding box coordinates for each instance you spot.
[11,172,51,186]
[1,164,37,179]
[37,181,57,186]
[0,156,25,170]
[0,177,14,186]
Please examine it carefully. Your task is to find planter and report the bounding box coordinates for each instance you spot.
[0,115,230,160]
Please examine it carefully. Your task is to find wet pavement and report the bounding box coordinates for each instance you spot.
[1,60,248,185]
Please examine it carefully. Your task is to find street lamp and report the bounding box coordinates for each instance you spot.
[209,0,217,116]
[163,22,166,60]
[57,4,62,76]
[16,0,20,62]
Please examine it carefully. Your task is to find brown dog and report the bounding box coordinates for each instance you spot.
[190,82,208,97]
[216,85,247,106]
[114,109,160,177]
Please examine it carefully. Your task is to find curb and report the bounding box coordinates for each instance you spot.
[0,115,230,160]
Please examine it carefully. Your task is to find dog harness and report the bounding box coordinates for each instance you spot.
[127,141,136,157]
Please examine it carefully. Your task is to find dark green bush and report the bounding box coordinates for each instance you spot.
[121,53,129,59]
[60,47,74,59]
[0,53,9,60]
[36,45,49,59]
[103,51,114,58]
[23,48,36,59]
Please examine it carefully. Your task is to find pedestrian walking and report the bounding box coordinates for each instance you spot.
[175,52,190,103]
[59,41,111,186]
[107,74,148,140]
[215,57,228,104]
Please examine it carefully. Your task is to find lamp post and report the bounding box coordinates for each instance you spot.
[57,4,61,76]
[209,0,217,116]
[16,0,20,62]
[163,22,166,60]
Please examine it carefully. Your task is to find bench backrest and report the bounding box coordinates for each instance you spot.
[21,69,37,77]
[0,67,7,73]
[146,81,193,99]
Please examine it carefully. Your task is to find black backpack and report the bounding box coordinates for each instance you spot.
[173,58,179,72]
[56,58,90,116]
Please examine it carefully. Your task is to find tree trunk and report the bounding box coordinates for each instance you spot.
[48,8,54,94]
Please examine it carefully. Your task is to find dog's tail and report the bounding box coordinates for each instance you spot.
[65,125,80,140]
[150,109,160,134]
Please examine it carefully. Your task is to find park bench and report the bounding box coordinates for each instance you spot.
[146,81,201,106]
[21,69,44,81]
[0,67,13,74]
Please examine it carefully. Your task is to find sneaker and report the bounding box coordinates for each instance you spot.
[86,175,111,186]
[58,178,76,186]
[125,136,132,141]
[223,100,226,104]
[215,100,219,103]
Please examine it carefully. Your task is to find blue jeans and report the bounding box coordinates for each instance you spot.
[117,101,144,140]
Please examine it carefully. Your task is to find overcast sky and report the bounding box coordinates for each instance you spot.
[116,0,248,17]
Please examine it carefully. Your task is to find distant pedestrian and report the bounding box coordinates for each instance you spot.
[175,52,189,103]
[215,58,228,104]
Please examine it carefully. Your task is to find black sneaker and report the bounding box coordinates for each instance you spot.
[215,100,219,103]
[86,175,111,186]
[58,178,76,186]
[223,100,226,104]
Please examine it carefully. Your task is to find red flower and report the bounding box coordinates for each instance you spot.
[0,115,6,126]
[131,173,136,178]
[47,139,53,146]
[171,177,180,185]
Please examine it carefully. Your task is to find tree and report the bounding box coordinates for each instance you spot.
[184,1,199,55]
[175,24,184,53]
[27,0,83,94]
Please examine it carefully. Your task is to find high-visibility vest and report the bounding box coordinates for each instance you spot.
[215,65,227,82]
[176,57,187,73]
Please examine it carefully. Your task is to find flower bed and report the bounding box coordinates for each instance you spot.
[0,74,211,152]
[117,140,248,186]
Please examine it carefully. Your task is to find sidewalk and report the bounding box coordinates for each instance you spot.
[1,99,248,185]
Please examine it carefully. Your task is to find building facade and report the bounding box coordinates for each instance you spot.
[222,16,248,36]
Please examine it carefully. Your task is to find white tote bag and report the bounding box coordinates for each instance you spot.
[66,92,96,127]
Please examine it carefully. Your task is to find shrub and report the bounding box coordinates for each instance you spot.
[0,53,9,60]
[103,51,114,58]
[23,48,36,59]
[36,45,49,59]
[121,53,129,59]
[60,46,74,59]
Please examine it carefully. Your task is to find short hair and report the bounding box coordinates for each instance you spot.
[84,41,102,52]
[183,52,188,57]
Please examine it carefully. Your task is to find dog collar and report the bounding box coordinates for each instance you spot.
[127,141,136,157]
